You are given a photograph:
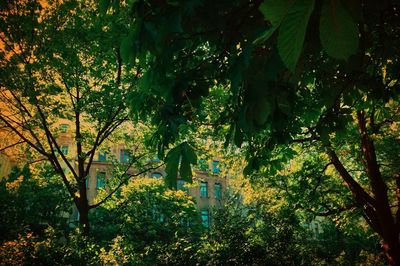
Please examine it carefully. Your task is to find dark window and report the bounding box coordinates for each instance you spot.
[215,183,222,200]
[198,159,209,172]
[98,151,107,162]
[59,124,69,133]
[60,146,69,155]
[120,149,131,163]
[201,210,210,228]
[212,160,220,174]
[177,180,188,193]
[96,172,106,189]
[151,172,163,179]
[200,181,208,198]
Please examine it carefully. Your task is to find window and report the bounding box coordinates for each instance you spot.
[98,151,107,162]
[212,160,220,174]
[215,183,222,200]
[151,204,165,222]
[120,149,131,163]
[201,210,210,228]
[177,180,188,193]
[96,172,106,189]
[200,181,208,198]
[85,177,89,189]
[151,172,163,179]
[198,159,209,172]
[60,145,69,155]
[59,124,69,133]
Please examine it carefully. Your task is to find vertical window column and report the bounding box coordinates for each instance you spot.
[215,183,222,200]
[96,172,106,189]
[212,160,220,174]
[200,181,208,198]
[201,209,210,228]
[120,149,131,163]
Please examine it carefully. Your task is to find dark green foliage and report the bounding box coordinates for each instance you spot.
[0,165,69,242]
[198,197,307,265]
[115,1,400,261]
[165,142,197,187]
[89,178,203,265]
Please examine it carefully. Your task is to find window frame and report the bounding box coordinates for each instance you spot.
[60,145,69,155]
[200,209,210,228]
[98,151,107,162]
[214,182,222,200]
[212,160,220,174]
[200,181,208,198]
[96,172,106,189]
[120,149,131,163]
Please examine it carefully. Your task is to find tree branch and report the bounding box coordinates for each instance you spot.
[0,140,25,152]
[89,162,165,209]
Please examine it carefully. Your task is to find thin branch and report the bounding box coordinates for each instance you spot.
[310,162,333,196]
[306,203,357,217]
[89,162,165,209]
[0,140,25,152]
[0,115,48,157]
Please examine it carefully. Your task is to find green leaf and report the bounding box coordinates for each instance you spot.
[253,26,277,45]
[165,146,181,188]
[183,143,197,164]
[98,0,110,14]
[120,30,137,63]
[317,124,331,144]
[254,98,273,126]
[234,126,244,147]
[179,142,197,182]
[260,0,296,27]
[179,157,192,182]
[277,0,315,72]
[165,142,197,187]
[319,0,359,60]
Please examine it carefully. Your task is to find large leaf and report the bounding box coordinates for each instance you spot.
[277,0,315,72]
[319,0,359,60]
[260,0,296,27]
[179,142,197,182]
[165,142,197,188]
[120,30,137,63]
[165,145,181,188]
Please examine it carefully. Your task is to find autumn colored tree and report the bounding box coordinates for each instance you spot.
[0,0,158,235]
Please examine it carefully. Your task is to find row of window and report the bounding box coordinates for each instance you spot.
[200,181,222,199]
[84,172,106,189]
[56,146,132,164]
[87,173,223,201]
[58,147,219,176]
[198,160,221,173]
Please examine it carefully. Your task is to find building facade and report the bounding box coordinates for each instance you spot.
[55,121,227,227]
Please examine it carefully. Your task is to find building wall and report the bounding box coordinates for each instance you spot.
[56,120,227,226]
[0,152,15,179]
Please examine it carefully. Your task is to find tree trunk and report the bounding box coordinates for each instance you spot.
[79,207,90,236]
[78,180,90,236]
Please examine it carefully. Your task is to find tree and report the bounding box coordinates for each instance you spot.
[93,178,202,265]
[0,0,157,235]
[107,0,400,263]
[0,164,69,242]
